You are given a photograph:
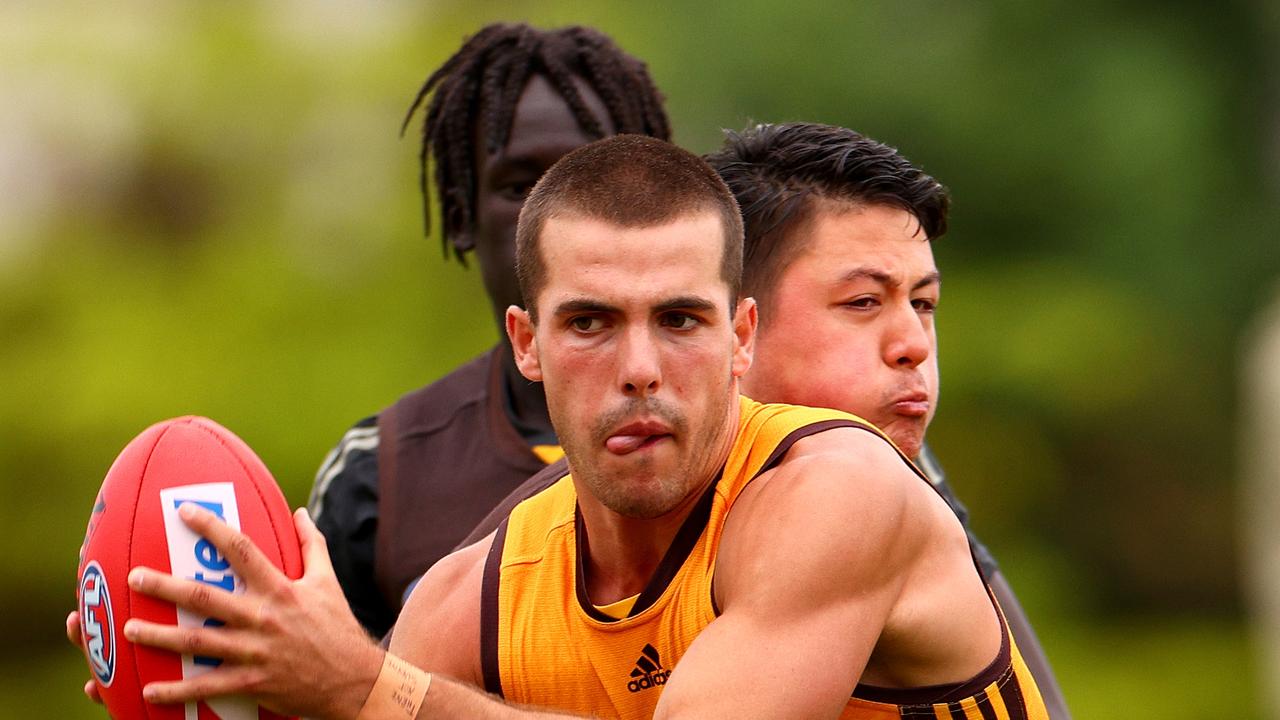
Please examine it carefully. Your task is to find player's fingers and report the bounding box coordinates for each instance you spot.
[83,679,104,704]
[127,567,257,626]
[294,508,336,581]
[142,665,263,705]
[69,612,105,704]
[66,611,82,647]
[123,618,261,665]
[177,503,282,590]
[83,676,103,702]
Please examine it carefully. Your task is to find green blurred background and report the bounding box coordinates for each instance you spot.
[4,1,1277,717]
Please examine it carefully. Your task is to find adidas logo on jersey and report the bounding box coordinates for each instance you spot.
[626,643,671,693]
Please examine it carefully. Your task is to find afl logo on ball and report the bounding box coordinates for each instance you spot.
[79,560,115,686]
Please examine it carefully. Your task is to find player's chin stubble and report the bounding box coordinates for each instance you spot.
[573,397,690,519]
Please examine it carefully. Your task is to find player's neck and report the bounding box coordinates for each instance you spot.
[498,339,553,435]
[576,401,740,605]
[576,486,709,605]
[573,450,732,602]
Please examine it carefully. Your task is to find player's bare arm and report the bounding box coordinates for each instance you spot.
[383,538,597,718]
[121,505,592,719]
[390,537,487,685]
[652,427,1000,720]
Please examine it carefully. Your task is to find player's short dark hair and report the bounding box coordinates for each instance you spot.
[402,23,671,264]
[705,122,949,308]
[516,135,743,321]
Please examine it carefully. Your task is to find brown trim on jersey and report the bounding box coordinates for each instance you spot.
[755,419,876,477]
[708,418,874,617]
[480,518,509,698]
[573,476,721,623]
[816,416,1028,711]
[572,507,614,622]
[690,414,1022,711]
[975,690,1001,720]
[630,477,720,617]
[851,582,1013,707]
[997,666,1029,719]
[456,459,569,550]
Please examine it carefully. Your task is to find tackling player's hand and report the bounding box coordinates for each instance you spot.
[64,611,104,704]
[123,505,383,719]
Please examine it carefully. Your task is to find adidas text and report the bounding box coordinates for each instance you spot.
[627,669,671,693]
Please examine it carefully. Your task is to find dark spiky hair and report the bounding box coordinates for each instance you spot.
[705,122,950,308]
[402,23,671,263]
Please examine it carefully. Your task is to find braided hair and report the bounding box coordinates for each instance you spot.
[403,23,671,263]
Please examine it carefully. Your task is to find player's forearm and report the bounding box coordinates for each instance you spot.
[354,648,589,720]
[408,672,592,720]
[988,571,1071,719]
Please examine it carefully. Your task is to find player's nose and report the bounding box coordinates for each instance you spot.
[617,325,662,395]
[884,305,931,368]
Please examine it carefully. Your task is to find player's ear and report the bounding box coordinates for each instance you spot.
[731,296,756,378]
[507,305,542,381]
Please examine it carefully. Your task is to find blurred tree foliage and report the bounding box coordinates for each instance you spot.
[2,0,1274,716]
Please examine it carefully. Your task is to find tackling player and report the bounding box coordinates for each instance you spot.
[307,22,669,636]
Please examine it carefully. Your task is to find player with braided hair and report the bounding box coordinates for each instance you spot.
[402,23,669,262]
[307,23,670,637]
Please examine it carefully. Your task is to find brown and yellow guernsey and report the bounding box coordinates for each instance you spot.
[480,396,1046,720]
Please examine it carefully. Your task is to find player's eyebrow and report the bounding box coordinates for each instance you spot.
[553,298,621,316]
[840,267,894,285]
[652,296,718,314]
[840,267,942,291]
[912,271,942,291]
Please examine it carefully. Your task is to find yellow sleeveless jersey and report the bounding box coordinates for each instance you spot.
[479,396,1047,719]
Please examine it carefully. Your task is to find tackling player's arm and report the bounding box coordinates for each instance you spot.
[653,427,999,720]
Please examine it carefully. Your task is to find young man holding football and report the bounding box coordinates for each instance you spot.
[100,135,1050,719]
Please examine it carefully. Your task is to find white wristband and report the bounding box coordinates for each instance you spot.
[356,652,432,720]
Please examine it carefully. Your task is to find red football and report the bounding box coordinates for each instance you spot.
[76,416,303,719]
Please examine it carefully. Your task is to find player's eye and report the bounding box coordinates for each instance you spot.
[570,316,605,333]
[660,313,699,330]
[911,298,938,313]
[842,296,879,309]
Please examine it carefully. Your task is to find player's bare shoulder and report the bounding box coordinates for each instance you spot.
[392,533,492,686]
[718,428,915,605]
[719,425,968,606]
[779,426,967,539]
[746,426,924,528]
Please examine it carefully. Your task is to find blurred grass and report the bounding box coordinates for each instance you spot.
[1053,615,1258,719]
